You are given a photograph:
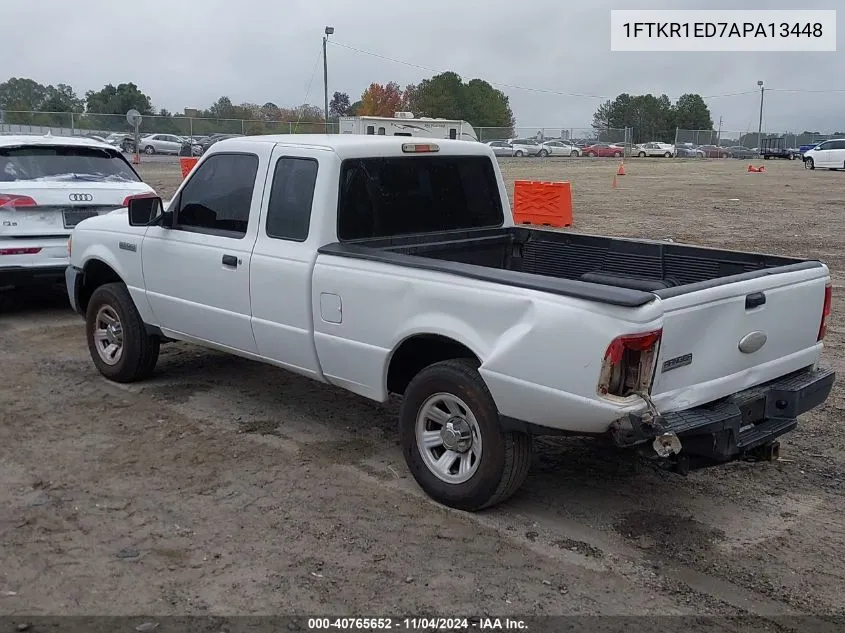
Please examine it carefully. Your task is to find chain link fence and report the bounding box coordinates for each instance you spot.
[675,128,841,149]
[475,127,631,145]
[0,111,338,137]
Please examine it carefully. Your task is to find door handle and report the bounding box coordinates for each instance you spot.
[745,292,766,309]
[222,254,238,267]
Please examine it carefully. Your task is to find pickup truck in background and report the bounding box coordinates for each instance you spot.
[65,135,835,511]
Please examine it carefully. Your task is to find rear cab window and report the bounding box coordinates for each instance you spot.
[337,155,504,240]
[0,145,141,183]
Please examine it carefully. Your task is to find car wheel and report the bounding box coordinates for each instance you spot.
[805,158,814,170]
[144,145,155,155]
[538,149,548,158]
[587,151,596,157]
[638,151,646,158]
[663,151,672,158]
[515,150,524,157]
[399,358,532,511]
[86,282,160,383]
[570,150,579,157]
[614,151,622,158]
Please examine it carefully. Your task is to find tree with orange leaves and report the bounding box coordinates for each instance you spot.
[358,82,405,117]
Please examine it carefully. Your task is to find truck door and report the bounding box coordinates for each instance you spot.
[248,145,326,377]
[141,149,269,353]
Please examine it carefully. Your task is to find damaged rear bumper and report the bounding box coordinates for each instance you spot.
[609,366,835,470]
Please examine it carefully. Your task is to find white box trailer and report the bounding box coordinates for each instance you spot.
[338,114,479,142]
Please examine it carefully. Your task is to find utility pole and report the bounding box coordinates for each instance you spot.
[323,26,334,132]
[757,80,764,150]
[717,116,722,146]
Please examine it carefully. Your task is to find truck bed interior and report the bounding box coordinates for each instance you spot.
[320,227,820,307]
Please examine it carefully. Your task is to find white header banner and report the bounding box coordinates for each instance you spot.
[610,10,836,52]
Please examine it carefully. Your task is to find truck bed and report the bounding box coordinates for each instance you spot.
[319,227,822,307]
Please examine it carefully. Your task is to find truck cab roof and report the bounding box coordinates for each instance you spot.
[206,134,489,159]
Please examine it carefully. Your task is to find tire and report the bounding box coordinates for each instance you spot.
[538,149,548,157]
[514,150,524,157]
[587,151,596,157]
[614,152,622,158]
[570,150,579,157]
[638,151,646,158]
[85,282,160,383]
[399,359,532,511]
[144,145,156,155]
[663,151,671,158]
[805,158,814,170]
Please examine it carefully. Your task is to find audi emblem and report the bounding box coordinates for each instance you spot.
[69,193,93,202]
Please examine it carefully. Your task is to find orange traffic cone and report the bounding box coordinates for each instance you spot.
[617,162,625,176]
[132,152,140,165]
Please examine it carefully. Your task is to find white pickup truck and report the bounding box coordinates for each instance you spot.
[65,135,835,511]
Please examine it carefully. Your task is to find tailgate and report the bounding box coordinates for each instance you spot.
[650,264,830,409]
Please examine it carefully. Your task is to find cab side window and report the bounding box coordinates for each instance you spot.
[265,157,318,242]
[174,153,259,239]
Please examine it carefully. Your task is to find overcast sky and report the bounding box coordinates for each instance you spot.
[6,0,843,134]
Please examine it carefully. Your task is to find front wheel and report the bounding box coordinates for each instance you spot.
[805,158,814,170]
[514,150,524,157]
[144,145,156,155]
[399,359,532,511]
[614,151,622,158]
[538,149,548,157]
[570,150,579,157]
[86,282,160,383]
[663,151,672,158]
[587,151,596,157]
[638,151,646,158]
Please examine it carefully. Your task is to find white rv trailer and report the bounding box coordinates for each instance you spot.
[338,112,479,142]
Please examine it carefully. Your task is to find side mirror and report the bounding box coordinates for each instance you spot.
[128,196,164,226]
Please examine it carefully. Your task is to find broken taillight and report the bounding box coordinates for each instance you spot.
[818,281,832,341]
[598,329,662,398]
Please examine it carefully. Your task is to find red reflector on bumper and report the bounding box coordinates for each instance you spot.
[0,247,42,255]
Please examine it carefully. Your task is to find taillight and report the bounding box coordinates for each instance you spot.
[598,329,662,398]
[122,192,157,207]
[818,282,832,341]
[0,194,37,208]
[0,247,42,256]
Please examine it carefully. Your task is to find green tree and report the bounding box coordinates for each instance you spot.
[329,91,352,118]
[591,92,713,143]
[673,93,713,130]
[84,82,154,132]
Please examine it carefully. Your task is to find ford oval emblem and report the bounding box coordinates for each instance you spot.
[738,331,767,354]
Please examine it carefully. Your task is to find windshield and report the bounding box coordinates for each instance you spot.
[0,145,141,183]
[338,155,504,240]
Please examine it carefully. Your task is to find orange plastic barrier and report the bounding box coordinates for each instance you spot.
[512,180,572,228]
[180,156,199,178]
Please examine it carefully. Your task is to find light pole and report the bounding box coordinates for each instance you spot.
[757,80,764,150]
[323,26,334,133]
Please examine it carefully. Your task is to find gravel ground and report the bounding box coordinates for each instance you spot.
[2,156,844,623]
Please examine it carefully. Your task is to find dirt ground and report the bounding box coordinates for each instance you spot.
[2,156,845,623]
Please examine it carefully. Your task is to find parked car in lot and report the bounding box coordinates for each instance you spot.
[674,145,705,158]
[634,142,675,158]
[103,133,136,154]
[485,140,516,157]
[0,135,156,297]
[802,138,845,170]
[726,146,757,159]
[65,134,835,510]
[539,140,581,157]
[196,133,243,155]
[583,143,624,157]
[138,134,184,155]
[508,138,542,157]
[698,145,731,158]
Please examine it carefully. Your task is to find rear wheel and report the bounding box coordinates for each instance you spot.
[587,151,596,157]
[144,145,155,155]
[515,150,524,157]
[805,158,814,170]
[570,150,579,157]
[538,149,548,157]
[86,282,159,383]
[614,151,622,158]
[663,151,672,158]
[399,359,532,511]
[638,151,646,158]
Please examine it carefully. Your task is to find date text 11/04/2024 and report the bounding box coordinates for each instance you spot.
[622,22,823,38]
